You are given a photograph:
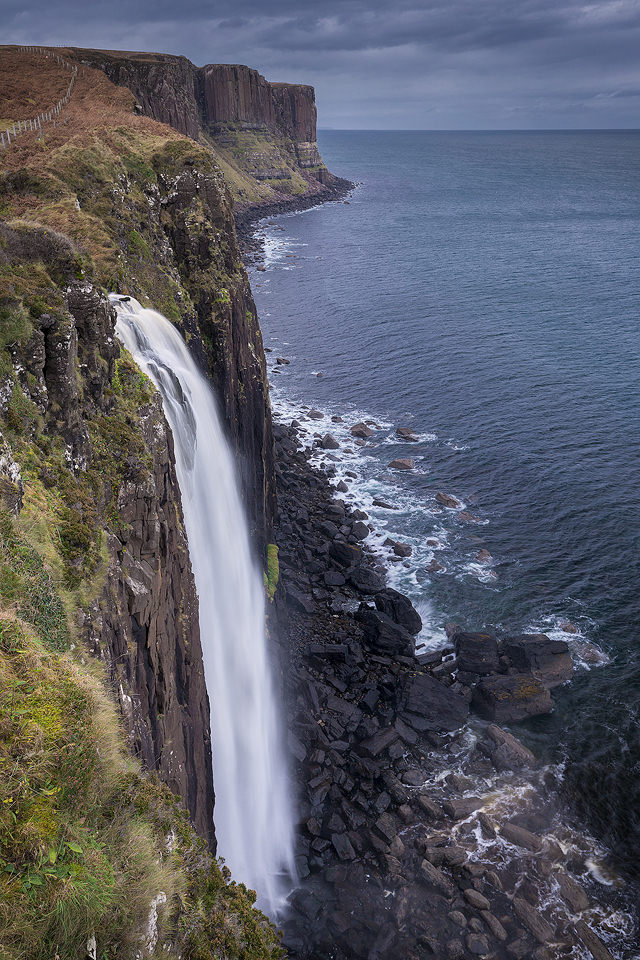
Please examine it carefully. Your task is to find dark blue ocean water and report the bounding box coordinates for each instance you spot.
[249,131,640,881]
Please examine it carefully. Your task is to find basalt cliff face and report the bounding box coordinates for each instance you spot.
[199,65,323,168]
[72,48,346,211]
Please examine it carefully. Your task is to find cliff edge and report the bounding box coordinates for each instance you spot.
[70,48,350,216]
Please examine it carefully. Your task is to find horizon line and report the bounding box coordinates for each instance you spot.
[317,127,640,133]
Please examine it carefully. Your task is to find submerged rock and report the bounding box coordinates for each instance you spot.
[436,491,461,508]
[373,497,398,509]
[396,426,419,442]
[481,724,536,772]
[389,458,414,470]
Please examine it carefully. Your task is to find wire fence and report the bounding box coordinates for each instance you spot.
[1,46,80,150]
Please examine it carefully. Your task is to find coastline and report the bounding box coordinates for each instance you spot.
[234,175,355,256]
[247,209,639,958]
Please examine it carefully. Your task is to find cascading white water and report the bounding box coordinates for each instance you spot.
[112,296,296,915]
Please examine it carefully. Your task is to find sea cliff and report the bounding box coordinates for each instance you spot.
[0,42,629,960]
[70,48,349,216]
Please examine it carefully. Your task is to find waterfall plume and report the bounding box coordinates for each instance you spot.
[112,296,296,916]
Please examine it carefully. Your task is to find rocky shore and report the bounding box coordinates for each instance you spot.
[235,175,355,259]
[268,417,631,960]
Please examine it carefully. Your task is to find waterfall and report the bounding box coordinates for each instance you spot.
[112,296,296,915]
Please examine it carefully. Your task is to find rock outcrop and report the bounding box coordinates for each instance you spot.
[73,50,200,139]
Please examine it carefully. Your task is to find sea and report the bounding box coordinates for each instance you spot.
[247,131,640,923]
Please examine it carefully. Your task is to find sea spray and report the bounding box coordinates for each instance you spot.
[112,296,296,915]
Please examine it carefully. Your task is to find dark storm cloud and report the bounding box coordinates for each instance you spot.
[4,0,640,127]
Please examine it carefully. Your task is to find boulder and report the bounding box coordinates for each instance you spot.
[331,833,356,861]
[512,898,555,944]
[320,433,340,450]
[396,426,419,442]
[398,672,470,733]
[355,606,414,656]
[466,934,490,956]
[285,584,315,615]
[329,541,362,567]
[555,871,589,912]
[480,911,508,942]
[482,724,536,772]
[359,726,399,757]
[472,675,553,723]
[351,520,370,540]
[574,921,614,960]
[373,498,398,509]
[276,356,290,364]
[348,566,386,594]
[464,889,490,911]
[436,492,461,508]
[389,458,414,470]
[503,634,573,689]
[454,632,499,675]
[393,541,412,557]
[324,570,346,587]
[374,588,422,635]
[442,797,483,820]
[350,421,374,439]
[308,409,324,419]
[420,859,457,898]
[501,822,543,852]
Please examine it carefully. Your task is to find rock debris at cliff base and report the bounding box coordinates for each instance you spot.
[270,418,633,960]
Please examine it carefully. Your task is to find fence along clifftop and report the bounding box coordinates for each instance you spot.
[1,46,80,150]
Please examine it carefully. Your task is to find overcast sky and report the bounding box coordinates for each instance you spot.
[4,0,640,128]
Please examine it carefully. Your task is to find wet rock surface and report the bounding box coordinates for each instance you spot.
[269,418,634,959]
